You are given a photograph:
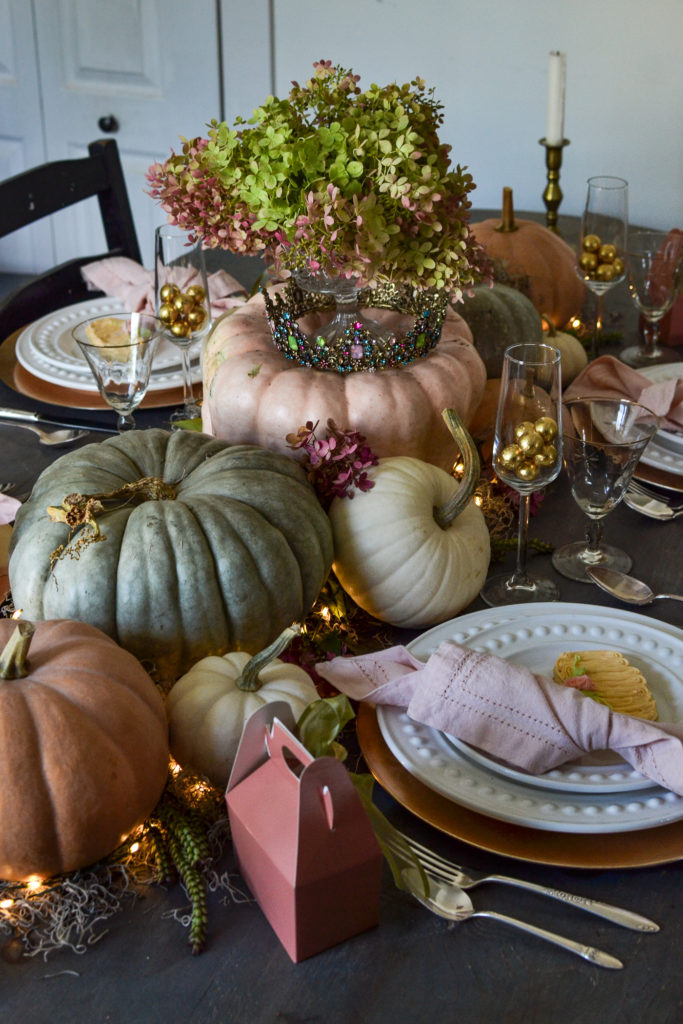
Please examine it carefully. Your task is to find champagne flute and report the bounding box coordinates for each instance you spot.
[552,398,659,582]
[481,342,563,606]
[154,224,212,427]
[72,312,162,432]
[620,229,682,367]
[575,176,628,359]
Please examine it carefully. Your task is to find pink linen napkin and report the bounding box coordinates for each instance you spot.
[81,256,247,318]
[316,642,683,795]
[0,494,20,526]
[564,355,683,433]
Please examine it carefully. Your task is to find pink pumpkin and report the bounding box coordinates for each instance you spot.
[471,187,586,329]
[203,291,486,473]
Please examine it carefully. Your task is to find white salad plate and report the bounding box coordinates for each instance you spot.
[376,604,683,833]
[15,297,202,392]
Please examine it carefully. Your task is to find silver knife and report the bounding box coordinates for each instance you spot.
[0,407,118,434]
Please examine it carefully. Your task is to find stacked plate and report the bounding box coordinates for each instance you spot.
[636,363,683,488]
[14,297,202,395]
[376,603,683,835]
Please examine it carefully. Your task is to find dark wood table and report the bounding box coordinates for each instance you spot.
[1,219,682,1024]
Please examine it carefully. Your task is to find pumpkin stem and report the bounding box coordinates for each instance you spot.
[47,477,179,568]
[540,314,557,336]
[433,411,481,530]
[237,624,302,692]
[0,620,35,679]
[495,186,518,234]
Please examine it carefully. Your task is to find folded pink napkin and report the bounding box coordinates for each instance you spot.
[81,256,247,318]
[564,355,683,433]
[0,494,20,526]
[316,642,683,795]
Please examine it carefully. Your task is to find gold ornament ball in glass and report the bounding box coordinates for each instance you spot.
[482,343,563,607]
[574,176,628,359]
[154,223,212,427]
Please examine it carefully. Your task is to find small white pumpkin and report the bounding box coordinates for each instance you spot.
[330,412,490,628]
[167,626,318,789]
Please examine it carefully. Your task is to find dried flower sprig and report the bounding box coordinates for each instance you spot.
[147,61,490,297]
[286,418,379,506]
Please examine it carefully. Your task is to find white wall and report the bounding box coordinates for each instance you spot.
[255,0,682,230]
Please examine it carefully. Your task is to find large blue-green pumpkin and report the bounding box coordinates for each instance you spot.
[9,429,333,680]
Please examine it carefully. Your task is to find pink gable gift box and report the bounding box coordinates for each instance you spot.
[225,702,382,962]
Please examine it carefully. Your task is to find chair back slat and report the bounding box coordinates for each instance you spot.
[0,139,142,341]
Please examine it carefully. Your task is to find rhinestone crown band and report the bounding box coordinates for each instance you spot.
[263,280,448,373]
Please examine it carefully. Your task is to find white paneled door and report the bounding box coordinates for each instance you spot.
[0,1,52,273]
[0,0,223,273]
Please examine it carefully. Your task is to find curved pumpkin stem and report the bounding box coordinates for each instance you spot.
[540,314,557,336]
[0,620,35,679]
[433,411,481,530]
[237,624,301,692]
[495,186,519,234]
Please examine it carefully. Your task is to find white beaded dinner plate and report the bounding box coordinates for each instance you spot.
[15,297,201,392]
[639,435,683,477]
[376,604,683,832]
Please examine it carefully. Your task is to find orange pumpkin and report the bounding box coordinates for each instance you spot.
[0,618,169,882]
[471,187,585,329]
[203,291,486,473]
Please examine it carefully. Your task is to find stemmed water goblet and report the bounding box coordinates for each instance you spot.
[575,176,628,359]
[552,398,659,582]
[72,313,162,432]
[154,224,212,427]
[481,342,563,606]
[620,229,681,367]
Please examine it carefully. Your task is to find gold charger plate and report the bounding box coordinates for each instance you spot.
[357,703,683,870]
[632,460,683,494]
[1,330,185,410]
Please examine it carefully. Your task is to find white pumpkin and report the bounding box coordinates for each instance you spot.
[330,412,491,627]
[167,627,318,789]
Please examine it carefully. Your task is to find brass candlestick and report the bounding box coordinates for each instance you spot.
[539,138,569,233]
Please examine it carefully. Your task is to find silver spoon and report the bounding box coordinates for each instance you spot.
[0,421,88,446]
[414,875,623,969]
[587,566,683,605]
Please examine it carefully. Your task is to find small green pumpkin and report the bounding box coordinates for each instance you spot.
[9,430,333,680]
[458,283,543,377]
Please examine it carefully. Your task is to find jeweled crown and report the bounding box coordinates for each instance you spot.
[263,280,448,373]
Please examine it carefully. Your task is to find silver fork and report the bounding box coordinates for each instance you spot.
[398,830,658,932]
[383,834,623,969]
[628,479,683,512]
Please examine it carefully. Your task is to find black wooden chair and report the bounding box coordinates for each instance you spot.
[0,139,141,338]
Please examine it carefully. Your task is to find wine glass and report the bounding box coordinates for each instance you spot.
[575,176,628,359]
[481,342,563,606]
[72,313,162,431]
[154,224,212,427]
[552,398,659,582]
[620,229,682,368]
